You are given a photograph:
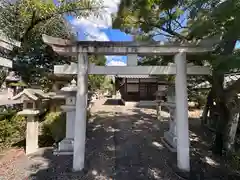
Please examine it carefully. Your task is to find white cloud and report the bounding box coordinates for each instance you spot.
[71,18,110,41]
[83,26,109,41]
[71,0,120,28]
[101,0,120,14]
[68,0,126,66]
[107,60,126,66]
[86,31,109,41]
[71,16,110,29]
[68,0,120,42]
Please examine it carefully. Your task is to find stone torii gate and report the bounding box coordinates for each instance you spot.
[42,34,213,172]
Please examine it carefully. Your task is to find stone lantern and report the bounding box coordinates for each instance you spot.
[55,79,77,155]
[12,89,45,154]
[155,90,166,120]
[163,84,177,152]
[5,71,21,98]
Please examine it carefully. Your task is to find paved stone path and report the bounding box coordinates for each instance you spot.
[0,98,238,179]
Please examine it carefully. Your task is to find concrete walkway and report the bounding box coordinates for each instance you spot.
[0,98,237,180]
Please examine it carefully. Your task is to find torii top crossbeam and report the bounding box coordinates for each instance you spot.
[42,34,214,56]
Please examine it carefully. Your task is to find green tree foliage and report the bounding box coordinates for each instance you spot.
[10,15,71,85]
[114,0,240,154]
[113,0,184,39]
[0,69,7,87]
[0,114,26,150]
[41,111,66,143]
[88,55,106,91]
[0,0,104,87]
[0,0,101,44]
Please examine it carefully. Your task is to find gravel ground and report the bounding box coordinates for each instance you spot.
[0,98,239,180]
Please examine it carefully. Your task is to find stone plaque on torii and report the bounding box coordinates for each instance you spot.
[42,34,213,172]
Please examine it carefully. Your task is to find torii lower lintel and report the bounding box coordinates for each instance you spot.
[54,63,211,75]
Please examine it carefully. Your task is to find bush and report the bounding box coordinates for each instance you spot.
[0,114,26,150]
[41,110,91,143]
[0,108,92,150]
[41,111,66,143]
[229,151,240,171]
[188,90,208,108]
[0,107,17,121]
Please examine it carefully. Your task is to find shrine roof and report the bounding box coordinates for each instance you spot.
[12,88,52,101]
[194,73,240,89]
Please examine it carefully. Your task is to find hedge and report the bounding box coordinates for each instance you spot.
[0,114,26,150]
[41,111,66,143]
[0,109,91,151]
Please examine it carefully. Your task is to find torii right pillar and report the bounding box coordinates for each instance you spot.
[174,52,190,172]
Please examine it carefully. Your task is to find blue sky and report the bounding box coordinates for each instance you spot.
[236,42,240,48]
[65,12,133,66]
[64,0,240,66]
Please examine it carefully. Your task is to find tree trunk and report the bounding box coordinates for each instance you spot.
[201,103,209,125]
[211,33,238,155]
[212,73,228,155]
[213,101,230,155]
[201,90,213,126]
[210,34,236,155]
[224,97,240,153]
[225,110,239,153]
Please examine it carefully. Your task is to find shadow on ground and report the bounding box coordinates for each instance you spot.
[103,99,125,106]
[24,106,240,180]
[12,135,55,150]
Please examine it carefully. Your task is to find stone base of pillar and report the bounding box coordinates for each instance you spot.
[163,131,177,152]
[26,144,39,155]
[54,138,74,155]
[166,160,194,179]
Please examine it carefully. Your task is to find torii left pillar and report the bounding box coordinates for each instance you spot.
[73,53,88,171]
[175,52,190,171]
